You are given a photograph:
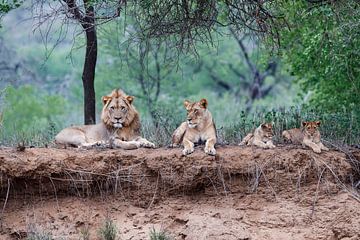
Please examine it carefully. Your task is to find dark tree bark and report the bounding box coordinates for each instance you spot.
[82,2,97,125]
[62,0,124,124]
[229,28,277,111]
[204,29,278,111]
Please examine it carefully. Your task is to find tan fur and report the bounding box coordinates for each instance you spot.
[239,123,275,149]
[282,121,329,153]
[172,98,217,156]
[55,89,155,149]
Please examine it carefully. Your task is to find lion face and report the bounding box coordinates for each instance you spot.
[183,99,208,129]
[302,121,320,136]
[261,123,274,138]
[101,89,136,129]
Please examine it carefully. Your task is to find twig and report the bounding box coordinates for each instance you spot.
[310,167,326,218]
[147,171,160,209]
[216,163,228,196]
[312,156,360,203]
[49,177,60,211]
[1,179,11,228]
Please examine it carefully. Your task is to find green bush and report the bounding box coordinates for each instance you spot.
[217,107,360,146]
[149,227,171,240]
[0,85,67,146]
[272,1,360,113]
[98,218,118,240]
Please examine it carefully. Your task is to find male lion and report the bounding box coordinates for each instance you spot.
[282,121,329,153]
[55,89,155,149]
[172,98,217,156]
[239,123,275,149]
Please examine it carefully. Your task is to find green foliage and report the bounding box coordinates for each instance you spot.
[97,19,295,130]
[141,102,184,146]
[274,0,360,113]
[0,85,67,146]
[149,227,171,240]
[0,0,22,14]
[98,218,118,240]
[0,0,22,27]
[217,107,360,146]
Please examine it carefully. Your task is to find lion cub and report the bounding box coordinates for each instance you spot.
[239,123,275,149]
[172,99,217,156]
[282,121,329,153]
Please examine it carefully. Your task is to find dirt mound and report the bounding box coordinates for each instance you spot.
[0,145,359,239]
[0,145,354,203]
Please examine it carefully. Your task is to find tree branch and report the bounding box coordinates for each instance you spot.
[205,65,232,91]
[228,63,247,81]
[63,0,84,22]
[261,85,274,97]
[229,28,256,74]
[95,0,126,20]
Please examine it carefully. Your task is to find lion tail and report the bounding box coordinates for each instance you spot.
[239,133,253,146]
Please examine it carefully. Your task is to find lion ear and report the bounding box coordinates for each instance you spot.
[199,98,208,109]
[126,95,134,104]
[302,121,308,127]
[315,121,321,126]
[102,96,112,105]
[184,100,191,109]
[261,123,269,129]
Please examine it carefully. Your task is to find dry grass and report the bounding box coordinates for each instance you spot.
[27,224,53,240]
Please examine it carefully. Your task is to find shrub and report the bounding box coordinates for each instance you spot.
[98,218,118,240]
[149,227,171,240]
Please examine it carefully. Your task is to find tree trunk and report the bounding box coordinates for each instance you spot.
[81,3,97,125]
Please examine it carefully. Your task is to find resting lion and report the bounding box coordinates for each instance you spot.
[239,123,275,149]
[172,98,217,156]
[282,121,329,153]
[55,89,155,149]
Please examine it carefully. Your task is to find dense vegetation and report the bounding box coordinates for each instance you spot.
[275,1,360,113]
[0,0,359,147]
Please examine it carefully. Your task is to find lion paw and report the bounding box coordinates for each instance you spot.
[205,147,216,156]
[322,146,329,151]
[182,148,194,156]
[142,141,156,148]
[313,147,321,153]
[80,141,105,149]
[133,141,142,148]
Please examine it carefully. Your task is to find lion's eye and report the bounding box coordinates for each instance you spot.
[110,106,115,110]
[121,106,126,112]
[194,109,198,114]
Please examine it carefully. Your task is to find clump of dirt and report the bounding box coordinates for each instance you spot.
[0,145,359,240]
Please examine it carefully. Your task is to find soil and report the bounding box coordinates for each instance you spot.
[0,145,359,240]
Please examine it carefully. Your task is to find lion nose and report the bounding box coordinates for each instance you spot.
[187,118,192,121]
[115,117,122,121]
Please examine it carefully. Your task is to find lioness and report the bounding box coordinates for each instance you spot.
[239,123,275,149]
[282,121,329,153]
[55,89,155,149]
[172,99,217,156]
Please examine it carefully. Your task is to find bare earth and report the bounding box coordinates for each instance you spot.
[0,145,359,240]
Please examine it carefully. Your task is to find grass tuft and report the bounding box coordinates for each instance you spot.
[149,227,171,240]
[79,224,91,240]
[27,226,53,240]
[98,218,118,240]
